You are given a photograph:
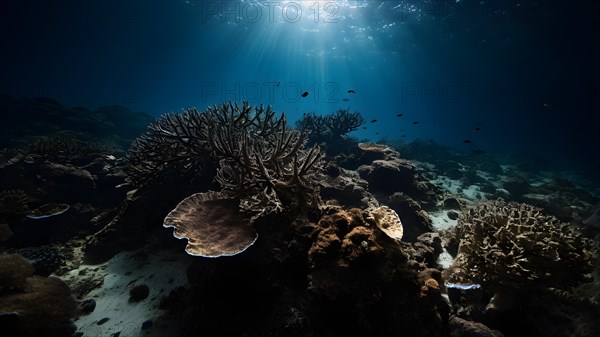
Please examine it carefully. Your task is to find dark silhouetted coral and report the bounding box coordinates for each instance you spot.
[357,147,443,206]
[0,275,77,337]
[296,108,364,145]
[0,189,30,217]
[25,137,113,163]
[0,253,35,291]
[0,95,153,151]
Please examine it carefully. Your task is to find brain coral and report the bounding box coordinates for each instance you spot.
[307,206,409,296]
[449,199,596,289]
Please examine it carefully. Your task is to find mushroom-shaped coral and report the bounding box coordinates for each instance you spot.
[163,191,257,258]
[447,199,597,289]
[356,142,393,164]
[26,203,70,219]
[369,205,403,241]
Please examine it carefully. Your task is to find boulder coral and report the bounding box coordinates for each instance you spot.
[308,207,406,292]
[0,253,34,291]
[0,253,77,337]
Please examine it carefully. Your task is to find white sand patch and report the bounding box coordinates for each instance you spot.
[437,249,454,269]
[477,170,502,187]
[429,211,458,268]
[67,249,192,337]
[430,174,483,201]
[430,176,461,195]
[461,184,483,201]
[429,210,458,231]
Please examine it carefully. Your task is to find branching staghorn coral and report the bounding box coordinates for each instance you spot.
[324,108,364,138]
[127,102,323,219]
[126,107,212,186]
[295,108,364,145]
[295,112,330,144]
[204,102,322,218]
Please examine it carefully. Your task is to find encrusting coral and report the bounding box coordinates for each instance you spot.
[447,199,597,289]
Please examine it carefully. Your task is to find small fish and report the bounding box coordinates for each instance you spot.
[277,81,280,87]
[401,135,406,138]
[473,127,481,131]
[376,132,380,135]
[396,113,404,117]
[463,140,472,144]
[301,92,309,97]
[543,103,552,108]
[362,127,367,129]
[348,89,356,94]
[342,98,350,102]
[413,121,419,125]
[370,119,377,123]
[471,149,485,155]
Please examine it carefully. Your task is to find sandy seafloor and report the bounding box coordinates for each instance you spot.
[65,250,191,337]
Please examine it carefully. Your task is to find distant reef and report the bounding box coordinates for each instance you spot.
[0,95,154,151]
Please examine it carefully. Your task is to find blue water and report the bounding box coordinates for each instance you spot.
[1,0,598,170]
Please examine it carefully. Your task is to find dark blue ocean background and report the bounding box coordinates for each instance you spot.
[1,0,598,172]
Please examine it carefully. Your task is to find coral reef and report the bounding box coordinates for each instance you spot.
[318,165,378,209]
[447,199,596,289]
[0,95,154,151]
[356,144,443,206]
[25,136,113,163]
